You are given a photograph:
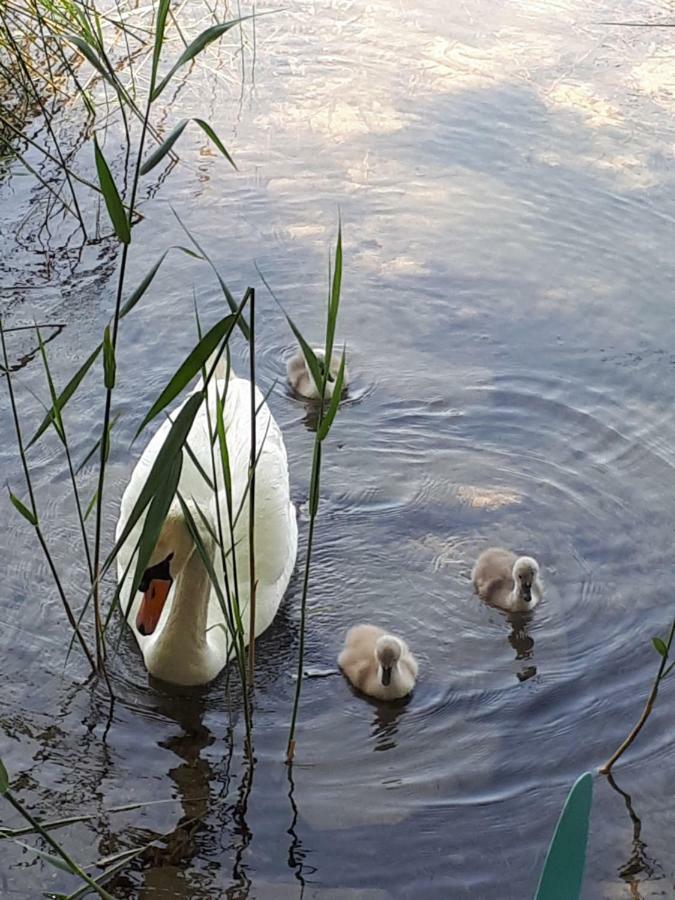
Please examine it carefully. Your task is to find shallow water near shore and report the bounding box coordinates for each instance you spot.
[1,0,675,897]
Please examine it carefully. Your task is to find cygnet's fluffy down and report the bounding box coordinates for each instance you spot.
[471,547,543,612]
[286,346,348,400]
[338,624,418,700]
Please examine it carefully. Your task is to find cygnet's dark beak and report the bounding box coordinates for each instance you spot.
[381,666,392,686]
[522,582,532,602]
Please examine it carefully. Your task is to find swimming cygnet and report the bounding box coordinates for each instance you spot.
[338,624,418,701]
[471,547,543,612]
[286,346,348,400]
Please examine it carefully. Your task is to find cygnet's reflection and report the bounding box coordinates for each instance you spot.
[506,612,537,683]
[370,694,412,752]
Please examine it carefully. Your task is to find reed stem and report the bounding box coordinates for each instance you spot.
[600,617,675,774]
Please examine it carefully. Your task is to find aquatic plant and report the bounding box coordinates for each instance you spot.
[600,617,675,774]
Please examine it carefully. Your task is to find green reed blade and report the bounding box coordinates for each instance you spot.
[93,136,130,244]
[128,451,182,601]
[63,33,111,84]
[140,118,189,174]
[104,392,203,579]
[75,412,121,475]
[151,0,171,87]
[152,16,251,101]
[317,348,346,441]
[171,207,250,340]
[8,490,38,526]
[27,345,101,447]
[325,220,342,363]
[194,118,236,169]
[13,839,74,874]
[133,312,238,440]
[102,325,115,389]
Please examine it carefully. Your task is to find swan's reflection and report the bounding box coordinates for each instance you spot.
[606,773,662,896]
[506,612,537,683]
[135,691,217,899]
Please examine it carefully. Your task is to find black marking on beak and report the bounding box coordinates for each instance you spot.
[137,552,174,593]
[381,666,392,686]
[522,583,532,602]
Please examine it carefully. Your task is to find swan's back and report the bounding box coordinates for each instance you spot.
[472,547,516,605]
[116,372,297,649]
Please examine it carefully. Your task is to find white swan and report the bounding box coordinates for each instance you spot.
[471,548,543,612]
[286,346,348,400]
[116,357,297,686]
[338,624,418,700]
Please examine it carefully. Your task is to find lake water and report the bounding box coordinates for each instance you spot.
[1,0,675,897]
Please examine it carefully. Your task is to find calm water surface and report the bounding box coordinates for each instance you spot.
[1,0,675,897]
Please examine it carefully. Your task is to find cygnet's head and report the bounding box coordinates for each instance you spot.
[286,346,348,400]
[512,556,539,603]
[375,635,402,686]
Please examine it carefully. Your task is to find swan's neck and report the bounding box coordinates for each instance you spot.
[155,546,212,659]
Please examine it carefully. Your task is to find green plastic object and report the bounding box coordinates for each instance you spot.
[534,772,593,900]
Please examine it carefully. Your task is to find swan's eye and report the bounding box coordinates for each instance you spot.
[137,552,174,593]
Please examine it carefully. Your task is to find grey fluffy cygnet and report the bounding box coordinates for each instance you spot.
[472,548,543,612]
[338,624,418,701]
[286,346,348,400]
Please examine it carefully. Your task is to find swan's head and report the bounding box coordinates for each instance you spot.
[512,556,540,603]
[135,509,196,636]
[375,635,402,686]
[286,346,348,400]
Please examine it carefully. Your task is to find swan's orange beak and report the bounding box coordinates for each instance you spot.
[136,578,171,636]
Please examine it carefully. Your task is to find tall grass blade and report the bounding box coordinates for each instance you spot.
[75,413,121,475]
[534,773,593,900]
[8,490,38,526]
[172,207,250,340]
[107,392,203,576]
[152,17,250,100]
[94,137,131,244]
[102,326,116,389]
[28,346,102,447]
[257,266,323,390]
[317,349,346,441]
[194,119,236,169]
[151,0,172,86]
[64,33,111,83]
[133,312,238,439]
[140,118,235,175]
[326,222,342,362]
[140,119,189,174]
[13,839,74,874]
[119,252,169,318]
[129,452,182,600]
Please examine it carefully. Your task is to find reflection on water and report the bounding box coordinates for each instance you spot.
[506,612,537,683]
[605,774,662,898]
[2,0,675,896]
